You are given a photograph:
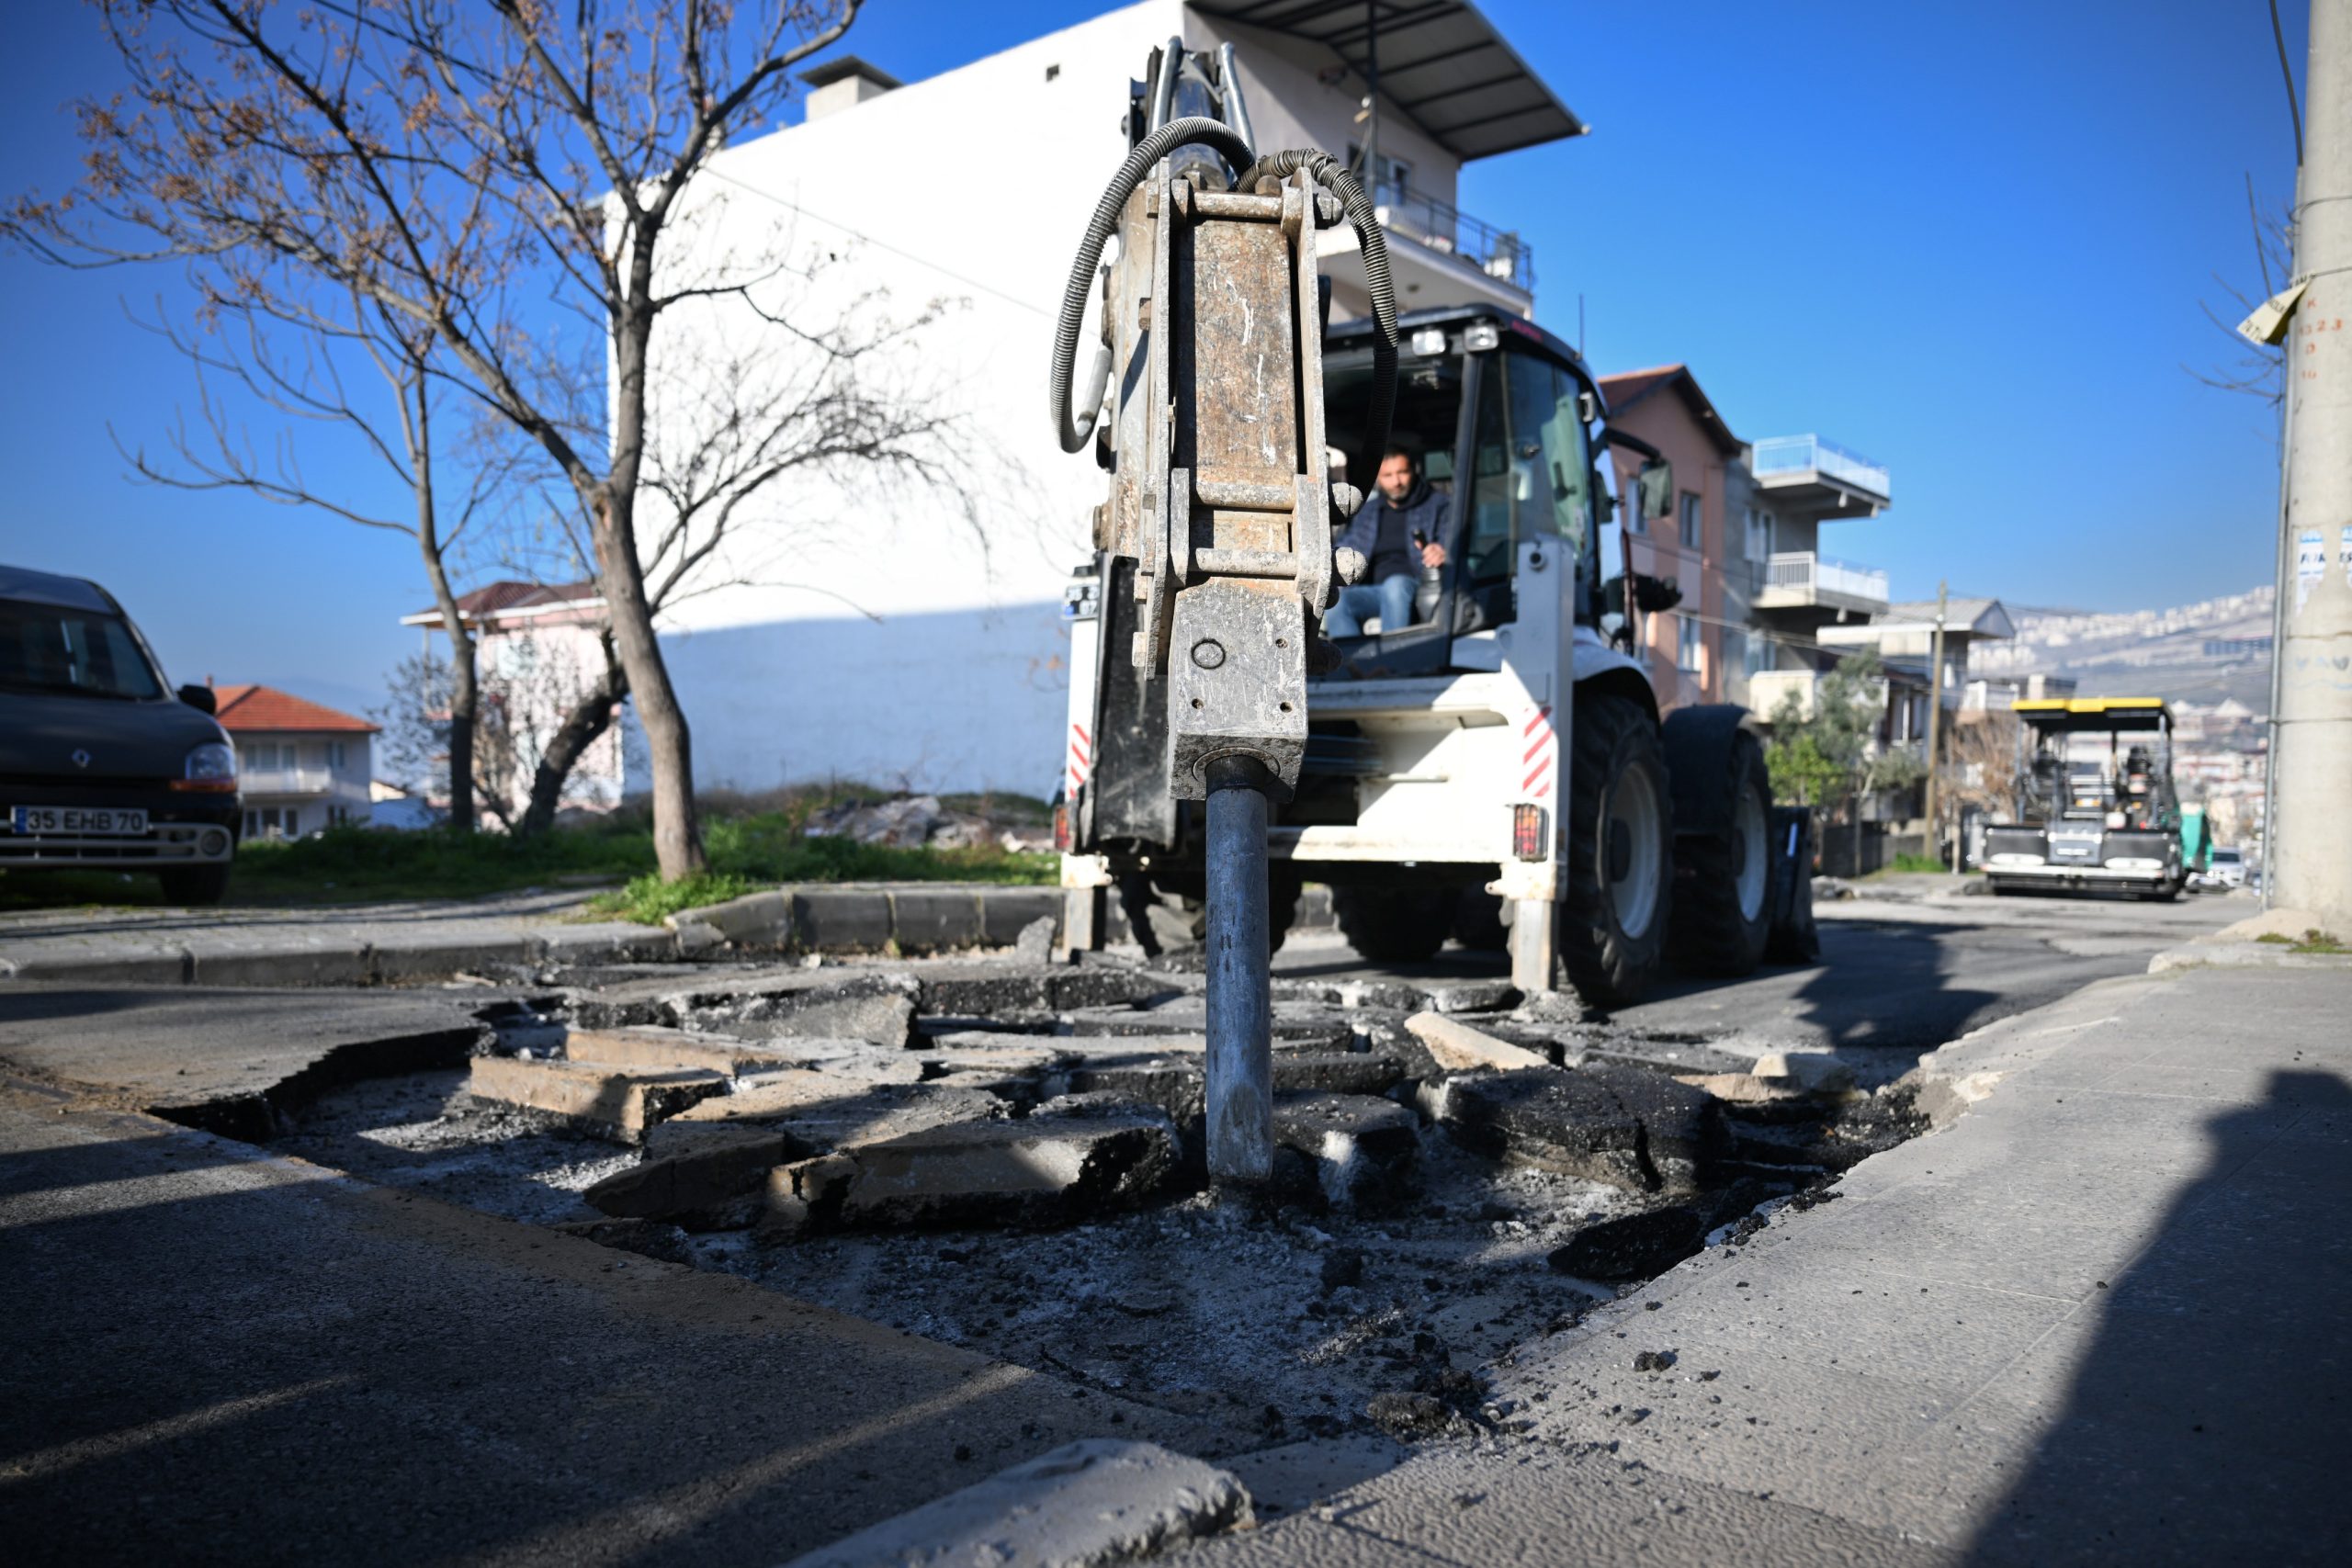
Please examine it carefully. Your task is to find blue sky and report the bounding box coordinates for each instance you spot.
[0,1,2308,714]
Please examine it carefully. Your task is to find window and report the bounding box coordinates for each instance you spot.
[1678,491,1702,546]
[1678,615,1703,674]
[1464,352,1513,581]
[1346,143,1412,201]
[1721,628,1747,685]
[327,741,347,769]
[1624,465,1647,536]
[0,602,164,700]
[1745,507,1774,564]
[1745,631,1772,678]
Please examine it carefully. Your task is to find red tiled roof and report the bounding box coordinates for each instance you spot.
[212,684,379,734]
[409,580,603,623]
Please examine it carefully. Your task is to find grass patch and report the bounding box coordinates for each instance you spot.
[1881,852,1961,875]
[0,789,1055,919]
[2255,928,2350,956]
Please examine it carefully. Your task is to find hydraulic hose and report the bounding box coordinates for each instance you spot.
[1049,116,1255,454]
[1239,148,1400,468]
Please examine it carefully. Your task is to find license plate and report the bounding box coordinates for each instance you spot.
[10,806,150,836]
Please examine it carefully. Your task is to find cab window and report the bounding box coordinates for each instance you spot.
[1463,353,1513,581]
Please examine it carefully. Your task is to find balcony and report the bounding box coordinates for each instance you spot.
[1318,180,1533,315]
[1754,551,1890,615]
[241,768,336,795]
[1750,434,1891,514]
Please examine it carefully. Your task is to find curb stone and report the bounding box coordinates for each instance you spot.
[779,1438,1252,1568]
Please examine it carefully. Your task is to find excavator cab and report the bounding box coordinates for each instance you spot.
[1317,307,1605,676]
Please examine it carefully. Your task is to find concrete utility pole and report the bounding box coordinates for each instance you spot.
[2274,1,2352,931]
[1924,580,1949,866]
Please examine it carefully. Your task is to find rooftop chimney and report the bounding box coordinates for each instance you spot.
[799,55,901,121]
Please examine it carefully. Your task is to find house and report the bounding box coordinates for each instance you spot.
[400,581,633,818]
[1594,365,1749,710]
[635,0,1582,795]
[211,684,377,839]
[1595,365,1896,719]
[1819,596,2018,731]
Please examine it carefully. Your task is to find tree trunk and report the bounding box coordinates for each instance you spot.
[592,494,706,877]
[419,525,476,835]
[518,642,628,840]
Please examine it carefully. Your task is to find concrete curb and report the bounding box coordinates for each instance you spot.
[0,923,681,989]
[2147,939,2352,975]
[778,1438,1252,1568]
[670,883,1339,957]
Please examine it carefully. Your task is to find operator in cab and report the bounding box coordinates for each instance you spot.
[1328,446,1447,637]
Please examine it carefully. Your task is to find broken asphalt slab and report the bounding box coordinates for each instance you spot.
[0,1089,1223,1568]
[0,982,498,1140]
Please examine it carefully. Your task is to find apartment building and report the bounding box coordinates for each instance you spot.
[212,684,376,840]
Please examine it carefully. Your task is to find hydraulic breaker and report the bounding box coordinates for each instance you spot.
[1047,91,1396,1189]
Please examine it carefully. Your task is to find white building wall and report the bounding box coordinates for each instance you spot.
[642,1,1469,796]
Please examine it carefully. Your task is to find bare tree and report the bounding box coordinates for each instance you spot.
[2188,173,2297,419]
[485,252,978,838]
[113,286,514,831]
[9,0,891,881]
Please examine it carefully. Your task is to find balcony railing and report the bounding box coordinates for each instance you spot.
[1373,180,1534,289]
[1763,551,1889,606]
[241,768,336,794]
[1751,434,1892,500]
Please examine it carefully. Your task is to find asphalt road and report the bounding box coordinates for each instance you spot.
[1273,880,2243,1079]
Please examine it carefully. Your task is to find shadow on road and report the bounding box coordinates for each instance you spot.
[1964,1068,2352,1564]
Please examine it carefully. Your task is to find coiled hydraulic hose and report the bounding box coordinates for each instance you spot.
[1049,117,1254,454]
[1046,128,1401,491]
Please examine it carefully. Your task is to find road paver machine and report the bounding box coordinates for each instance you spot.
[1983,697,2189,899]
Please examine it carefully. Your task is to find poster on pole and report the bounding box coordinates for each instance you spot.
[2296,529,2324,610]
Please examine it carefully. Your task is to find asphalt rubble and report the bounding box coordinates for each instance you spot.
[261,935,1928,1450]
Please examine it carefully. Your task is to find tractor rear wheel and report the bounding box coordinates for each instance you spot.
[1561,693,1672,1004]
[1666,728,1774,976]
[1451,888,1510,953]
[1334,886,1455,964]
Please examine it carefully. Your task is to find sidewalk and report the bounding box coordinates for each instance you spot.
[1194,948,2352,1565]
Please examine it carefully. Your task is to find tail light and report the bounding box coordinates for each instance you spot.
[1512,803,1549,861]
[1053,801,1073,853]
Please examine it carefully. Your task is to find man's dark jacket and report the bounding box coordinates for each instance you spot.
[1336,479,1449,584]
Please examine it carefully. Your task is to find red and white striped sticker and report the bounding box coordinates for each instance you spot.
[1520,703,1555,801]
[1067,722,1093,802]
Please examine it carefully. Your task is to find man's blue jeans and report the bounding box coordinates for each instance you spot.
[1326,572,1419,638]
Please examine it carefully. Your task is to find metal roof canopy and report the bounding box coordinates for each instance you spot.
[1194,1,1584,161]
[2016,697,2173,735]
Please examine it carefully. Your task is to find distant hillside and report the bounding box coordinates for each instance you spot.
[1973,585,2275,710]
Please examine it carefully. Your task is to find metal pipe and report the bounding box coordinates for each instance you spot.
[1149,36,1182,132]
[1204,754,1273,1188]
[1217,41,1257,154]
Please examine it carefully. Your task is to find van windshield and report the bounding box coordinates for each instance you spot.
[0,600,164,701]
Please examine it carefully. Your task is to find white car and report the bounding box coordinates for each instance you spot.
[2197,846,2247,891]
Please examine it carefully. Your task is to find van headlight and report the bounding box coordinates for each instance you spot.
[173,741,239,794]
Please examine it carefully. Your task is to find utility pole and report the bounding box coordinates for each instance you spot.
[2274,1,2352,931]
[1924,581,1949,870]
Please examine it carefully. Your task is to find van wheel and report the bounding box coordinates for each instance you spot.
[159,864,232,907]
[1334,886,1453,964]
[1667,728,1773,976]
[1562,694,1671,1004]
